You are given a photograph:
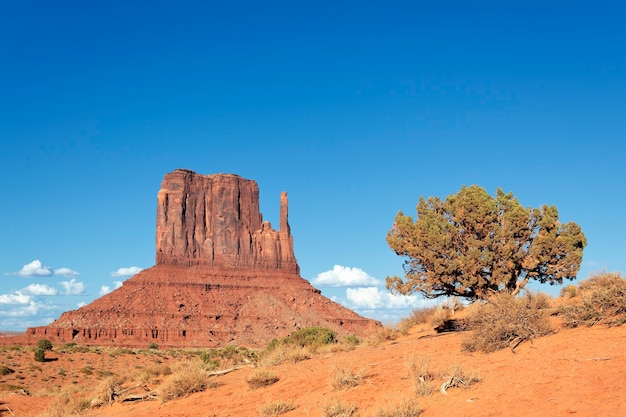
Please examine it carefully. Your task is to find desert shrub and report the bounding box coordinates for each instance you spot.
[560,271,626,327]
[367,326,399,345]
[136,363,172,383]
[330,362,364,390]
[246,369,279,389]
[439,365,481,394]
[0,366,15,375]
[34,348,46,362]
[159,362,215,402]
[39,390,91,417]
[560,284,579,298]
[90,375,126,406]
[406,353,433,396]
[286,326,336,347]
[258,399,297,416]
[148,342,159,350]
[258,343,312,367]
[373,397,422,417]
[320,398,357,417]
[341,334,361,346]
[37,339,53,351]
[398,306,438,332]
[462,292,553,352]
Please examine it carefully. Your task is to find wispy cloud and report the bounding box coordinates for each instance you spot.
[345,286,420,309]
[111,266,143,278]
[54,267,80,277]
[311,265,382,287]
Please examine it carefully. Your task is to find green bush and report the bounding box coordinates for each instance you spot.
[34,348,46,362]
[37,339,53,351]
[265,326,336,352]
[148,342,159,350]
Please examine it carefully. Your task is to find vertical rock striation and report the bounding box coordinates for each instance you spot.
[156,169,299,274]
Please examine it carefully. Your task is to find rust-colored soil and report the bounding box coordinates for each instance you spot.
[1,319,625,417]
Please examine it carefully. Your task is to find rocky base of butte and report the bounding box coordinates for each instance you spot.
[19,169,379,348]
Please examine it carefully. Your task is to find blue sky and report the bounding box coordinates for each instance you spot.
[1,1,625,330]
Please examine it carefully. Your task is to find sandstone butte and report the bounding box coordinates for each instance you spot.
[19,169,379,348]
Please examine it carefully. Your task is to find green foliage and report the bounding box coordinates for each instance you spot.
[36,339,53,351]
[266,326,336,352]
[34,348,46,362]
[148,342,159,350]
[560,271,626,327]
[462,292,553,352]
[386,185,586,301]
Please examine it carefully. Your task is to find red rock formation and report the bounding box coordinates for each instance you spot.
[19,169,380,348]
[156,170,299,274]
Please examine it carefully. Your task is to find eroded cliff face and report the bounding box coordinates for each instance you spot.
[18,169,380,348]
[156,169,299,274]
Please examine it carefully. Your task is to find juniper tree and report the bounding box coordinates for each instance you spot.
[386,185,586,301]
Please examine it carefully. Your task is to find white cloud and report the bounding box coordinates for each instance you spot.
[99,285,111,296]
[114,280,123,289]
[54,267,80,277]
[0,292,32,304]
[111,266,143,278]
[21,284,58,296]
[346,287,419,309]
[17,260,53,277]
[0,301,42,317]
[59,279,85,295]
[311,265,382,287]
[77,302,87,308]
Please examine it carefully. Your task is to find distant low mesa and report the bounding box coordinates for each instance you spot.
[17,169,379,348]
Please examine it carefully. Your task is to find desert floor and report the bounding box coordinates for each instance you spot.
[1,316,625,417]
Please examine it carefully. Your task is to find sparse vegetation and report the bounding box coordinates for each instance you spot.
[0,365,15,375]
[462,292,553,352]
[373,397,423,417]
[148,342,159,349]
[36,339,53,351]
[258,327,336,366]
[320,398,357,417]
[560,271,626,327]
[406,354,434,396]
[34,348,46,362]
[246,369,279,389]
[330,362,364,390]
[439,365,481,394]
[39,389,91,417]
[159,361,215,402]
[258,399,297,416]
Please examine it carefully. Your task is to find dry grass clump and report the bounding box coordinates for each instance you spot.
[405,354,434,396]
[258,399,297,416]
[373,397,423,417]
[38,388,91,417]
[258,344,312,367]
[246,369,279,389]
[136,363,173,384]
[462,292,553,352]
[560,284,579,298]
[560,271,626,327]
[439,365,481,394]
[320,398,357,417]
[330,362,365,390]
[367,326,400,345]
[159,361,215,402]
